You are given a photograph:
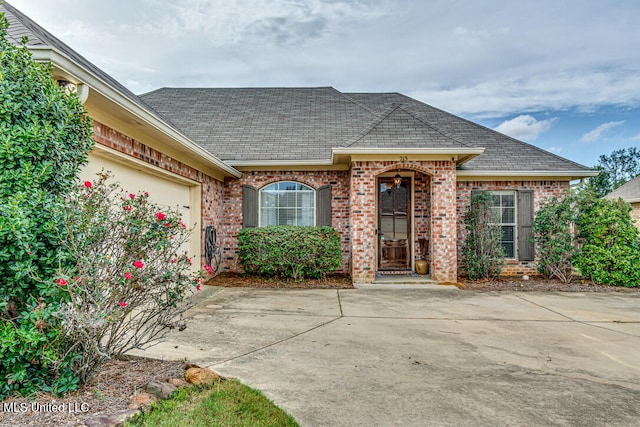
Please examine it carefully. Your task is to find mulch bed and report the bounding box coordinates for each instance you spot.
[206,272,354,289]
[0,359,186,427]
[207,272,640,293]
[459,276,640,292]
[3,274,637,426]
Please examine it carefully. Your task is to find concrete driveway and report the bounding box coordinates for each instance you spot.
[135,286,640,426]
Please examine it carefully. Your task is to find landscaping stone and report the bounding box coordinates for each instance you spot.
[128,392,156,409]
[146,380,177,399]
[85,409,139,427]
[185,367,221,385]
[167,377,190,388]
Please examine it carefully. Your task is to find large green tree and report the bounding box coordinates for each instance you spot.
[585,147,640,197]
[0,12,94,397]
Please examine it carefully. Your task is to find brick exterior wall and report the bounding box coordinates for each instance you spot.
[92,121,224,268]
[220,170,351,273]
[456,180,570,276]
[90,121,577,282]
[414,172,431,262]
[349,160,457,284]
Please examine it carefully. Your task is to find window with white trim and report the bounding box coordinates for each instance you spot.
[260,181,315,226]
[491,191,516,258]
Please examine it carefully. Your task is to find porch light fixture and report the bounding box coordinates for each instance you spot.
[394,173,402,187]
[56,79,89,104]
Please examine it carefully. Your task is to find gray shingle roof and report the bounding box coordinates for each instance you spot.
[141,87,376,162]
[142,87,593,173]
[605,176,640,201]
[346,93,593,173]
[345,104,473,150]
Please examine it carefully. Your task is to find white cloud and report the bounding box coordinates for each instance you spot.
[138,0,390,47]
[8,0,640,120]
[494,115,557,141]
[409,70,640,118]
[580,120,625,143]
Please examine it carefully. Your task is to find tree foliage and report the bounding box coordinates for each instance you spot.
[0,13,94,398]
[534,190,640,287]
[533,194,579,283]
[585,147,640,197]
[462,191,505,280]
[573,192,640,287]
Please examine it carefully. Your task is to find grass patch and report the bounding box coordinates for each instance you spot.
[125,379,298,427]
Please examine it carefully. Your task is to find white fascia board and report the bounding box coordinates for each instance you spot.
[456,170,599,178]
[30,47,242,179]
[225,159,334,167]
[331,147,485,155]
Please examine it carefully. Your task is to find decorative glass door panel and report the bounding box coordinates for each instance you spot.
[378,176,411,270]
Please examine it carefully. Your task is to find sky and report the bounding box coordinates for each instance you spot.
[8,0,640,167]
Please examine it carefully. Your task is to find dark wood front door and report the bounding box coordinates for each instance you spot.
[378,176,411,270]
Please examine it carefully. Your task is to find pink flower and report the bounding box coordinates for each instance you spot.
[196,284,201,291]
[144,192,149,197]
[133,261,144,269]
[178,220,186,228]
[155,212,166,221]
[124,205,132,211]
[119,301,127,307]
[129,193,135,199]
[124,272,133,280]
[83,181,92,188]
[186,257,192,266]
[204,265,214,274]
[56,278,67,286]
[170,258,177,264]
[164,222,171,228]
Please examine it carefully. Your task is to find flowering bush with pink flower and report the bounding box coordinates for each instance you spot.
[53,171,213,383]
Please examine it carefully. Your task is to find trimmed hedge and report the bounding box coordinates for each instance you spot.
[238,226,342,280]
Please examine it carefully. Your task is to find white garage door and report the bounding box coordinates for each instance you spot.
[80,149,201,269]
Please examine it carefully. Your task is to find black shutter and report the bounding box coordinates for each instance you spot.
[316,185,332,226]
[518,190,534,261]
[242,185,258,228]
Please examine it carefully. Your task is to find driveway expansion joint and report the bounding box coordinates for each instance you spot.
[515,294,640,338]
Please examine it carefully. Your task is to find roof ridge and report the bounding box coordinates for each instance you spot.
[337,91,380,116]
[342,103,401,148]
[343,102,475,149]
[393,103,475,149]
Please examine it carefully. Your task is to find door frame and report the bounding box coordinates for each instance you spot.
[376,171,415,272]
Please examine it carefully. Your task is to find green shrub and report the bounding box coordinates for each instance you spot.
[0,13,94,398]
[238,226,342,280]
[533,194,579,283]
[462,191,505,280]
[573,194,640,287]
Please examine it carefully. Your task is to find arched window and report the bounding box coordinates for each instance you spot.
[260,181,315,226]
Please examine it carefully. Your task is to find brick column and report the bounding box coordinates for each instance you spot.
[350,162,377,283]
[430,162,457,283]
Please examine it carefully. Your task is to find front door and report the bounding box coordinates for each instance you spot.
[378,176,411,270]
